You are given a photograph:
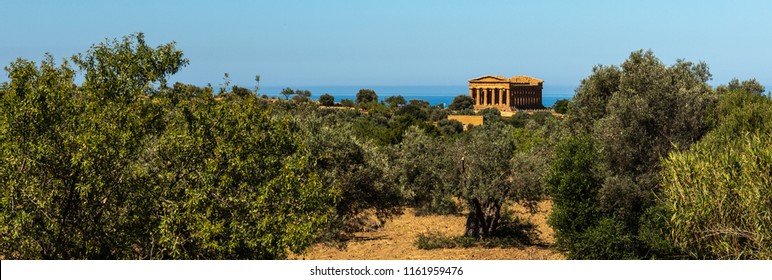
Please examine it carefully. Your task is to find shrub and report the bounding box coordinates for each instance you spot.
[449,95,474,111]
[340,99,356,107]
[547,135,607,258]
[355,89,378,105]
[661,133,772,259]
[552,99,570,114]
[319,93,335,106]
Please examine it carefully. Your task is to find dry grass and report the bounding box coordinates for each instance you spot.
[292,200,564,260]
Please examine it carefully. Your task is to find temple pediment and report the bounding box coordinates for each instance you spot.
[469,75,509,83]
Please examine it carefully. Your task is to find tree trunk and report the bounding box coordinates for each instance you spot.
[464,198,501,238]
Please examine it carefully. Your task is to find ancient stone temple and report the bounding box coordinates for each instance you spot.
[469,75,544,111]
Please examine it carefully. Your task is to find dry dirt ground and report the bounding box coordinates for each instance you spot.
[293,200,565,260]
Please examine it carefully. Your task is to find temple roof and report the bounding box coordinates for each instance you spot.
[469,75,543,86]
[509,75,543,85]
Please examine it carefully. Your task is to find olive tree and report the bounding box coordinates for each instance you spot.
[393,127,458,214]
[550,50,716,258]
[355,89,378,105]
[456,122,543,238]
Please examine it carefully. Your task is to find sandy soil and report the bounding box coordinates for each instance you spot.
[293,200,565,260]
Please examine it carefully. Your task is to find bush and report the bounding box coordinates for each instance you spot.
[552,99,570,114]
[340,99,356,107]
[393,127,457,215]
[547,135,602,255]
[661,133,772,259]
[437,119,463,136]
[449,95,474,111]
[477,107,501,123]
[658,84,772,259]
[0,34,338,260]
[554,50,716,259]
[355,89,378,105]
[319,93,335,106]
[573,218,640,260]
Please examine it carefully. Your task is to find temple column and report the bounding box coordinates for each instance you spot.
[482,88,487,105]
[515,90,519,107]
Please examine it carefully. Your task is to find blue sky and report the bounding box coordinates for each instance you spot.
[2,0,770,88]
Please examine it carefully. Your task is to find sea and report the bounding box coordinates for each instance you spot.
[258,85,576,107]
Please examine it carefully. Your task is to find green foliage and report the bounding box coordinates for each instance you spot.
[280,88,311,101]
[384,95,406,108]
[70,33,188,102]
[318,93,335,106]
[506,111,531,128]
[0,35,338,259]
[393,127,458,215]
[637,205,680,259]
[231,85,252,97]
[408,99,430,108]
[449,95,474,111]
[552,99,570,114]
[296,117,401,239]
[355,89,378,105]
[713,81,772,137]
[477,108,501,123]
[340,99,356,107]
[437,119,463,137]
[457,122,544,238]
[554,50,716,259]
[280,87,294,99]
[396,104,428,121]
[568,64,620,130]
[661,133,772,259]
[572,218,640,259]
[529,111,554,126]
[595,50,713,181]
[428,107,448,122]
[547,135,602,256]
[716,78,766,95]
[659,86,772,259]
[148,98,335,259]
